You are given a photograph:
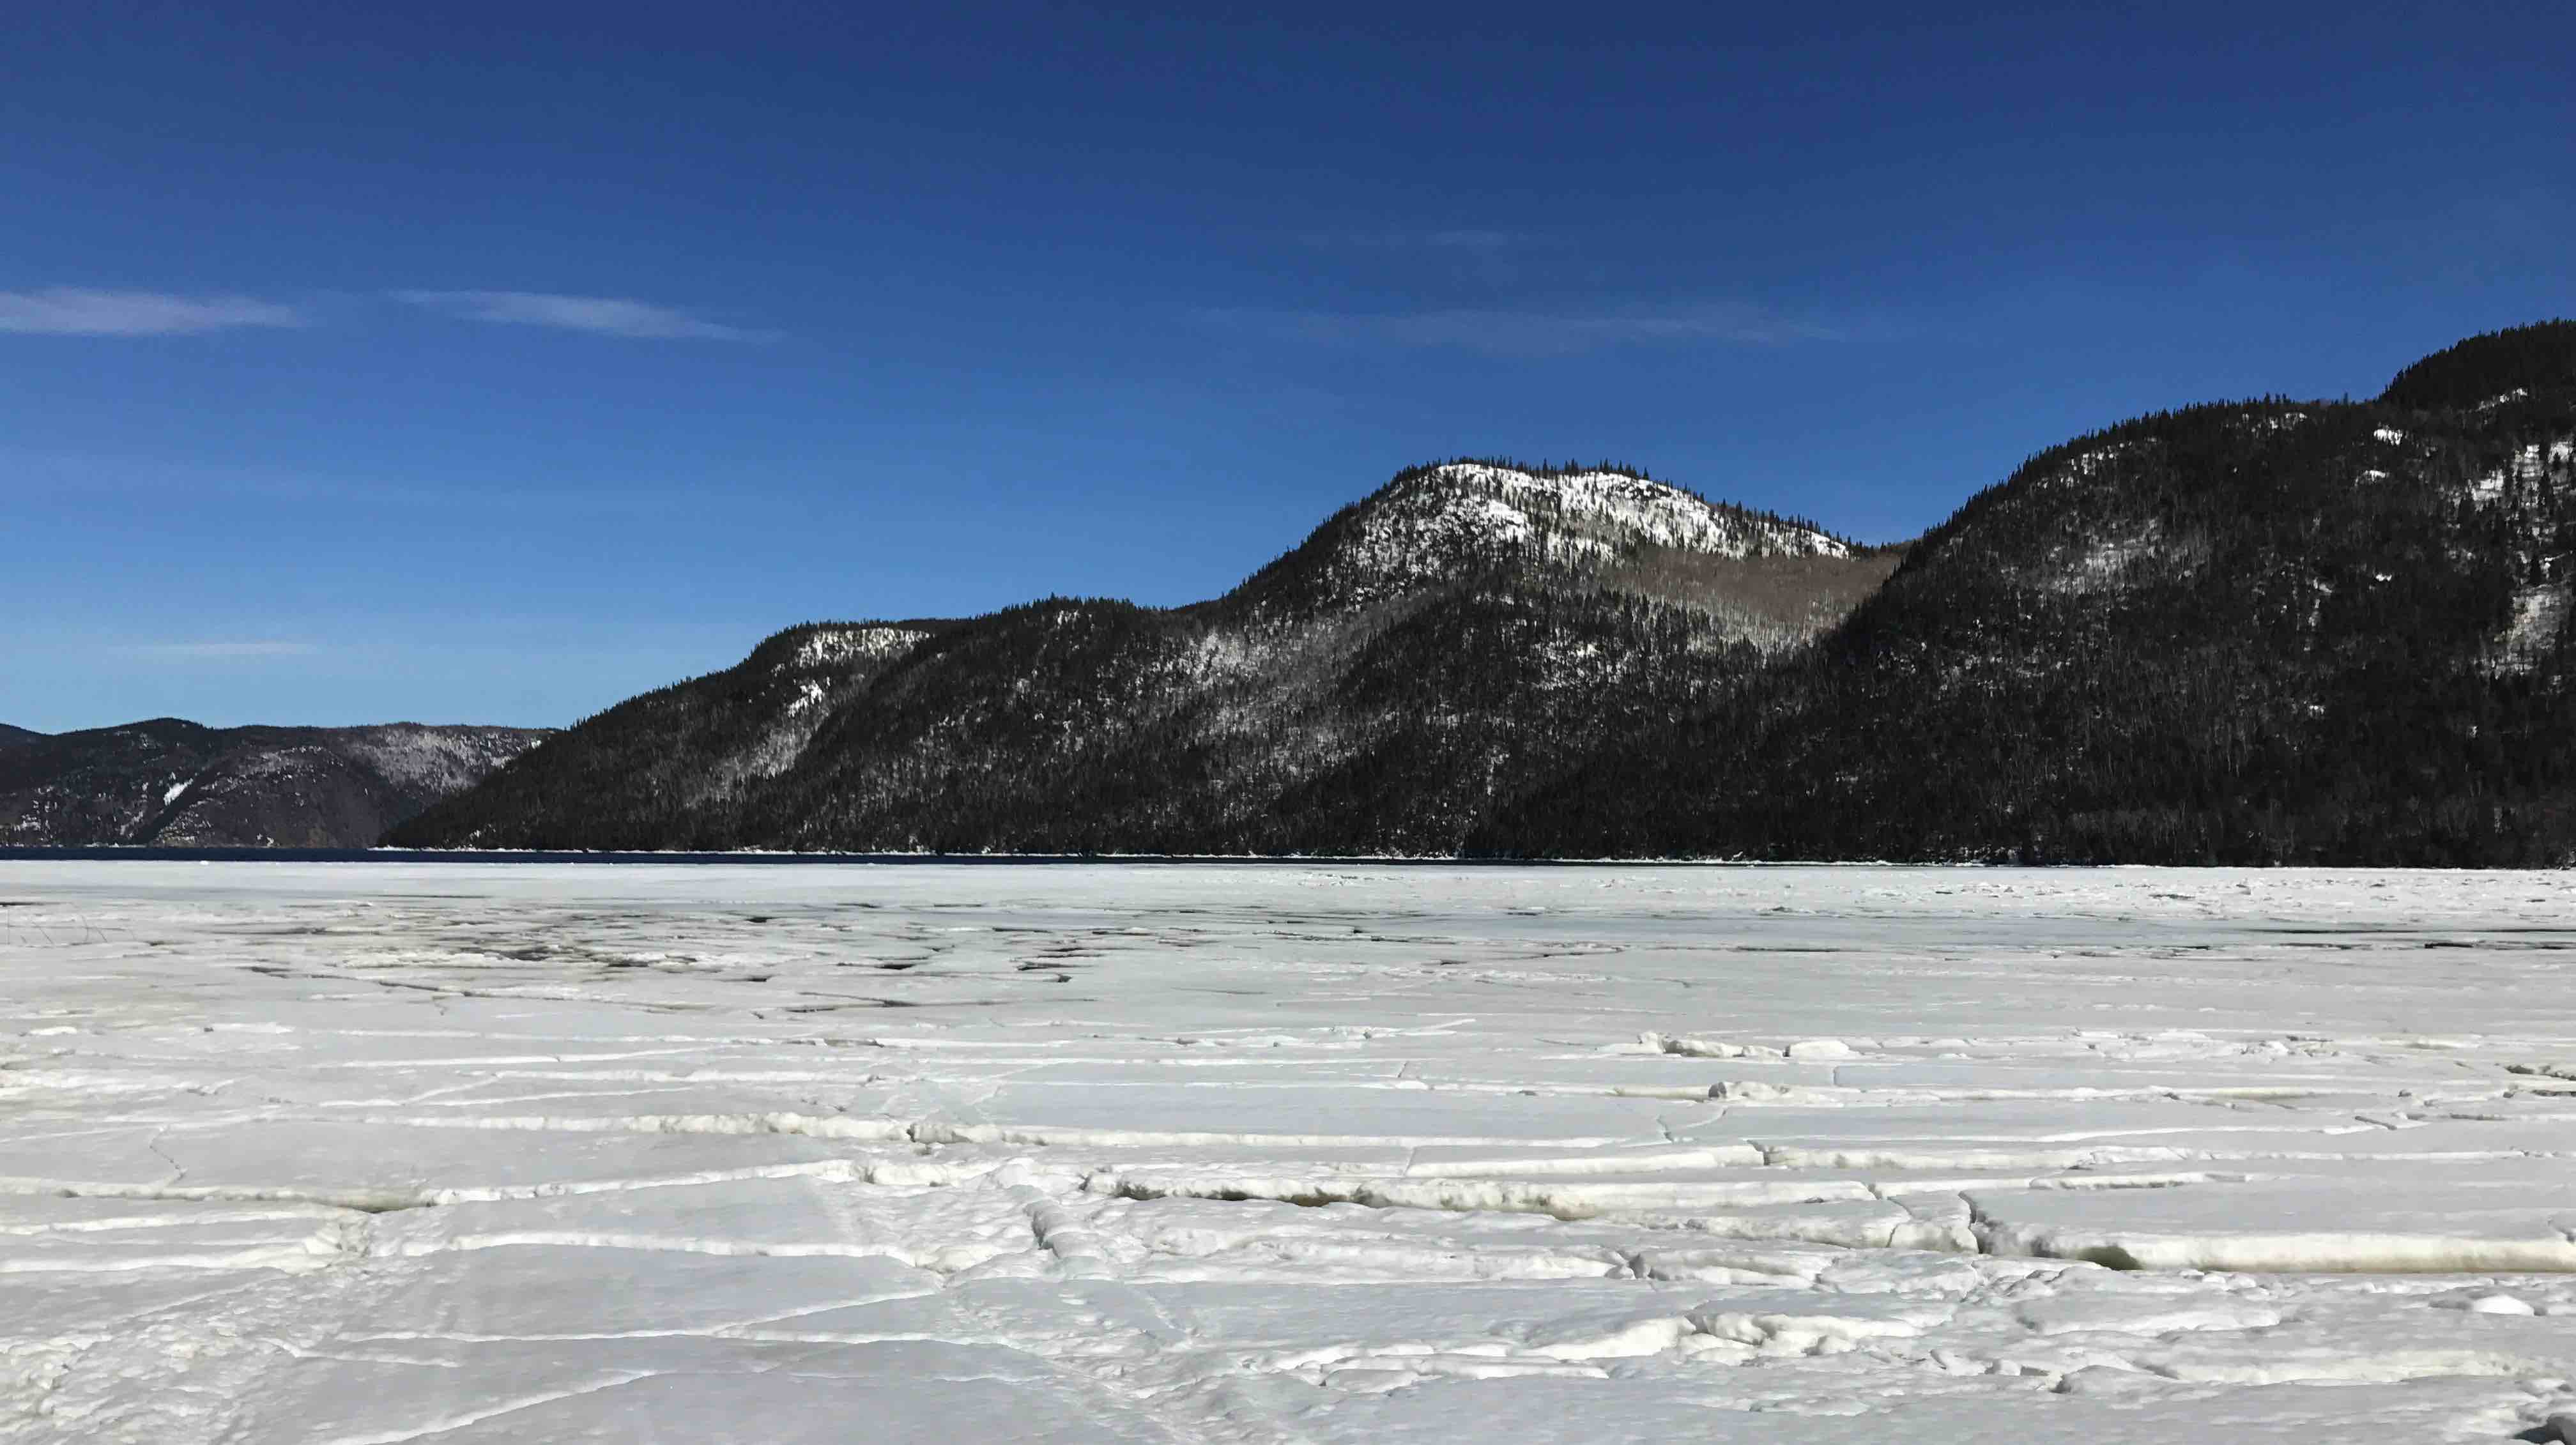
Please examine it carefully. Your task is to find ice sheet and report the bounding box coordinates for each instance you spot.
[1,862,2573,1442]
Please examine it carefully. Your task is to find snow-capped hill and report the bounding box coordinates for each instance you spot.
[1405,463,1848,559]
[1243,461,1851,612]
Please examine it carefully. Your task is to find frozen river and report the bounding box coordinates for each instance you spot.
[3,862,2574,1442]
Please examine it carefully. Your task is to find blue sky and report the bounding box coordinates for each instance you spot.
[7,1,2570,732]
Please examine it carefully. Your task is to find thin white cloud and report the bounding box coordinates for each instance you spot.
[394,290,772,340]
[0,288,305,336]
[123,641,320,660]
[1201,303,1842,357]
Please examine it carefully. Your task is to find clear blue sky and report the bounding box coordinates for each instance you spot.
[7,1,2570,732]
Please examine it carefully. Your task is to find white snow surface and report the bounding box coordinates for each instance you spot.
[4,862,2576,1442]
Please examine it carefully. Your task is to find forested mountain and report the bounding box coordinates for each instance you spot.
[1,721,549,848]
[0,726,43,749]
[393,463,1895,852]
[1483,321,2576,864]
[401,321,2576,864]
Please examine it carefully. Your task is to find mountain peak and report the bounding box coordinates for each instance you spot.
[1393,461,1850,560]
[1231,458,1851,615]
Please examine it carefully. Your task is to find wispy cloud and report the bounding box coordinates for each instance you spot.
[393,290,772,341]
[0,288,305,336]
[122,641,320,660]
[1200,303,1843,358]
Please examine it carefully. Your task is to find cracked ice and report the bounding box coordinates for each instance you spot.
[3,862,2576,1442]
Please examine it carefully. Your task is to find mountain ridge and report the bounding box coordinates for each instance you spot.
[393,459,1896,852]
[1480,320,2576,863]
[49,319,2575,864]
[2,721,552,848]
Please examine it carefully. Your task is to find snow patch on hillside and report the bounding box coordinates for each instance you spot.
[2032,519,2198,594]
[1404,465,1841,562]
[337,727,549,797]
[2467,441,2568,509]
[1466,466,1847,559]
[2494,585,2570,674]
[788,626,928,671]
[2066,526,2165,590]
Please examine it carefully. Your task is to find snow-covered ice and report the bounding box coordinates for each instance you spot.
[3,862,2575,1442]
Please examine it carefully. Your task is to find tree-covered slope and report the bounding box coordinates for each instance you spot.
[394,463,1891,852]
[1480,321,2576,864]
[0,721,551,848]
[399,321,2576,862]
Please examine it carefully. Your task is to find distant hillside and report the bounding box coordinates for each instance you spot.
[1,721,551,848]
[394,462,1897,852]
[1483,321,2576,864]
[0,726,43,749]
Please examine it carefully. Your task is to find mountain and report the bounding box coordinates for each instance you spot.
[401,321,2576,864]
[392,462,1896,852]
[1481,320,2576,864]
[1,722,552,848]
[0,725,43,749]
